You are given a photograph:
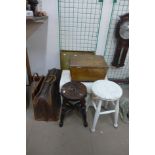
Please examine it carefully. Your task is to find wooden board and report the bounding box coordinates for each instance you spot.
[60,50,95,70]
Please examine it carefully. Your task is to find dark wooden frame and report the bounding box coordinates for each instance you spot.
[112,13,129,68]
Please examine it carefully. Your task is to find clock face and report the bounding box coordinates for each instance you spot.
[119,21,129,40]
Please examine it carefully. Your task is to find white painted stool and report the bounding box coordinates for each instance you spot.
[89,80,123,132]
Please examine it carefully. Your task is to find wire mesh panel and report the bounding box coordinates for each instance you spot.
[104,0,129,80]
[58,0,103,51]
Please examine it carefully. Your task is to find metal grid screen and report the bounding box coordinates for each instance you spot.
[104,0,129,80]
[58,0,103,51]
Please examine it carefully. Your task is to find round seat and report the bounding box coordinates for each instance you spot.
[61,81,87,101]
[92,80,123,101]
[90,80,123,132]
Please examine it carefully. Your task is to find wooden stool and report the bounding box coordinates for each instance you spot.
[88,80,123,132]
[59,81,88,127]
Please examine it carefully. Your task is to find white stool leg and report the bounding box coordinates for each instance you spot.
[114,99,119,128]
[91,100,102,132]
[104,100,109,110]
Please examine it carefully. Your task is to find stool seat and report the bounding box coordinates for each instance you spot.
[59,70,94,94]
[61,81,87,101]
[89,80,123,132]
[92,80,123,101]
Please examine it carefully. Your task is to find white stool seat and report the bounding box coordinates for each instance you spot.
[89,80,123,132]
[92,80,123,101]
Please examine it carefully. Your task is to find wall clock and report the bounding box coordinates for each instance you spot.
[112,13,129,67]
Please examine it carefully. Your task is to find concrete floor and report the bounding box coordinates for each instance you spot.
[27,84,129,155]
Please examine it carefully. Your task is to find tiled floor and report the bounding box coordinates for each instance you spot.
[26,84,129,155]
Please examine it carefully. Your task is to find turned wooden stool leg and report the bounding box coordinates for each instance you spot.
[59,98,67,127]
[80,99,88,127]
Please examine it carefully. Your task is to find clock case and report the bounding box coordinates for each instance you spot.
[112,13,129,68]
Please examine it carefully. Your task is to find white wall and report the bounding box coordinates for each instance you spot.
[59,0,103,51]
[26,0,60,75]
[26,0,113,75]
[26,0,129,79]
